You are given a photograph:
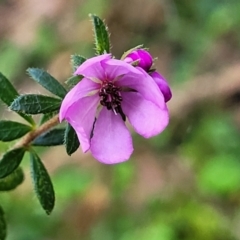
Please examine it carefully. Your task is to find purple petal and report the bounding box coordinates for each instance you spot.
[101,58,142,81]
[75,54,111,80]
[62,95,99,152]
[90,107,133,164]
[121,92,169,138]
[124,57,133,64]
[150,71,172,102]
[125,49,153,71]
[117,67,165,109]
[59,78,99,122]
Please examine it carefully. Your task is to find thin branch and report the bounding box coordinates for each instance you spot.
[14,114,60,149]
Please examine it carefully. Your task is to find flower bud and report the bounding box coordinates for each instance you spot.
[125,49,153,71]
[150,71,172,102]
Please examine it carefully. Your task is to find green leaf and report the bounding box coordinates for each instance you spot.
[64,123,80,155]
[17,113,35,126]
[32,128,65,146]
[90,14,110,55]
[0,72,18,106]
[0,205,7,240]
[30,151,55,214]
[65,75,83,89]
[0,72,34,125]
[27,68,67,99]
[10,94,62,115]
[39,111,58,125]
[0,120,32,142]
[0,148,25,179]
[70,54,86,72]
[0,167,24,191]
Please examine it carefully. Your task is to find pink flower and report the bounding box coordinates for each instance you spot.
[59,54,169,164]
[125,49,172,102]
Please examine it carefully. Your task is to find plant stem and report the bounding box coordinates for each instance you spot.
[14,114,60,149]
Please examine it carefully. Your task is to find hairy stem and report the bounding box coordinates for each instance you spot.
[14,114,60,149]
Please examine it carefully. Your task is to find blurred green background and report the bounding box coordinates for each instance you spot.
[1,0,240,239]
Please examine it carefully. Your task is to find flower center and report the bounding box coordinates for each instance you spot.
[99,81,126,121]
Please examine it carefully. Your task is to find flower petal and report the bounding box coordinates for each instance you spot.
[62,95,99,152]
[101,58,141,80]
[91,107,133,164]
[150,71,172,102]
[59,78,99,122]
[75,54,111,80]
[121,92,169,138]
[117,67,165,109]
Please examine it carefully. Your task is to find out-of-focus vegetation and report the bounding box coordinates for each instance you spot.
[1,0,240,239]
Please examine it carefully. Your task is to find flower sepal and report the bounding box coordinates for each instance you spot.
[120,45,144,60]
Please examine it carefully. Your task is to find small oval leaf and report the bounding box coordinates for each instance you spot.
[0,72,18,106]
[65,75,83,89]
[0,148,25,179]
[17,113,35,126]
[0,205,7,240]
[32,128,65,146]
[39,112,58,125]
[70,54,86,72]
[30,152,55,215]
[27,68,67,99]
[0,167,24,191]
[64,123,80,155]
[90,14,110,55]
[0,120,32,142]
[0,72,34,125]
[10,94,62,115]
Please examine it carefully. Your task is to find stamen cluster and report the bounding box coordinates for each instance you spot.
[99,81,125,120]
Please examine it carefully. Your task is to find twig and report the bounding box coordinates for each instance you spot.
[14,114,60,149]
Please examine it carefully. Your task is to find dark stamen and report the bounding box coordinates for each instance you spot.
[117,106,126,121]
[99,81,126,121]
